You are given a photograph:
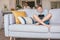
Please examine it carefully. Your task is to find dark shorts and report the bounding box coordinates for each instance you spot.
[35,14,50,25]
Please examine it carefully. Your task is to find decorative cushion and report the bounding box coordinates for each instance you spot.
[12,11,27,24]
[18,17,35,24]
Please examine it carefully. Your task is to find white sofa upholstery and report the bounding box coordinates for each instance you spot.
[4,9,60,39]
[9,24,48,32]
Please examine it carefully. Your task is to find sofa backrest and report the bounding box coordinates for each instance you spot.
[24,9,60,24]
[49,9,60,24]
[4,9,60,25]
[18,9,36,17]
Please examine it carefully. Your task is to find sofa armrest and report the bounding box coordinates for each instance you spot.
[4,14,10,37]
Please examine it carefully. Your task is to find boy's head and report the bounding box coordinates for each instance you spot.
[36,4,43,13]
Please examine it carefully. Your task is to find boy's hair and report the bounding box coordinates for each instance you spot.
[36,4,42,9]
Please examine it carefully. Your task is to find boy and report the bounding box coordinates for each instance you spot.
[33,4,52,28]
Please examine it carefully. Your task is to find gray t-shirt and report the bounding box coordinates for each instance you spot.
[34,9,49,16]
[31,9,49,22]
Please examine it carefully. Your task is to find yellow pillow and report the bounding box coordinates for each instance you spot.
[12,11,27,24]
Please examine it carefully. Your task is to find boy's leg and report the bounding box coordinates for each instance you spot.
[33,15,50,27]
[33,14,52,27]
[42,13,52,22]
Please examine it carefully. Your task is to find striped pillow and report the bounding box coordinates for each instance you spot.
[18,16,35,24]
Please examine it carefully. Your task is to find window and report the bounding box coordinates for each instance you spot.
[51,2,60,9]
[16,0,19,6]
[15,0,42,9]
[16,0,22,9]
[36,0,42,4]
[36,0,40,4]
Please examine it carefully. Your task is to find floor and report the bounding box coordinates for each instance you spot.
[0,29,60,40]
[0,28,9,40]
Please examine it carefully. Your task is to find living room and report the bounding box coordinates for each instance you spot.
[0,0,60,40]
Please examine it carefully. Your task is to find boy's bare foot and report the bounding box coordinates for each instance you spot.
[45,25,51,29]
[35,23,51,29]
[35,23,41,26]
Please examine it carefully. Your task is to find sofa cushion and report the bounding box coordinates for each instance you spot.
[50,23,60,32]
[9,24,48,32]
[49,9,60,23]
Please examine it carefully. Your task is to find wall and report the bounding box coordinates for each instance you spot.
[50,0,60,1]
[0,0,11,29]
[0,0,3,29]
[1,0,60,10]
[0,0,16,29]
[0,0,16,10]
[42,0,60,9]
[42,0,51,9]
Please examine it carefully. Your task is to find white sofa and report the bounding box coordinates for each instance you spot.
[4,9,60,40]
